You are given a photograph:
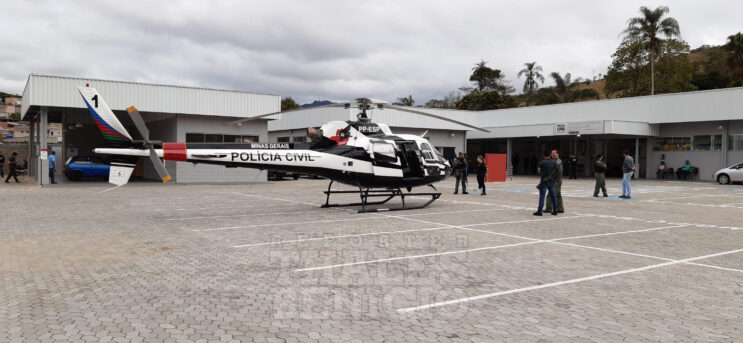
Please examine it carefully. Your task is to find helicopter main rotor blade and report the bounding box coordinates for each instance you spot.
[386,105,491,132]
[127,106,150,141]
[229,103,344,126]
[127,106,171,182]
[149,147,171,182]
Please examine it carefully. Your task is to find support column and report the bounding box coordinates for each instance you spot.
[28,117,36,179]
[506,138,512,180]
[721,121,729,168]
[38,107,49,185]
[634,137,640,179]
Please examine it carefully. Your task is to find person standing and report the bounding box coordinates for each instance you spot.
[620,150,636,199]
[545,149,564,213]
[568,153,578,179]
[0,151,5,178]
[476,155,487,195]
[535,151,558,216]
[453,152,468,194]
[48,150,57,184]
[5,152,20,183]
[593,153,608,197]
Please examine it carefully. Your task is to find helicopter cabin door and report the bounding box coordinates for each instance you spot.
[370,142,403,178]
[396,141,425,178]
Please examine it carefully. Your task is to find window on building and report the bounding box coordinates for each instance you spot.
[204,134,223,143]
[224,135,242,143]
[653,137,693,151]
[293,136,305,143]
[277,137,290,142]
[692,135,711,151]
[730,135,743,150]
[186,133,204,143]
[712,135,723,151]
[241,136,259,142]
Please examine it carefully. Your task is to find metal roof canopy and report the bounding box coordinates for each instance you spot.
[474,86,743,131]
[21,74,281,120]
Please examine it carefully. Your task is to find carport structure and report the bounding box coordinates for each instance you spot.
[20,74,280,185]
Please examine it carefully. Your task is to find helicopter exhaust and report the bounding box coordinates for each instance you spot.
[307,127,323,141]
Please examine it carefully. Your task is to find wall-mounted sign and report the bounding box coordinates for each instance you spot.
[553,121,603,135]
[553,123,567,135]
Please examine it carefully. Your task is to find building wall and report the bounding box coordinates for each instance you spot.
[175,114,268,183]
[728,120,743,167]
[646,121,738,180]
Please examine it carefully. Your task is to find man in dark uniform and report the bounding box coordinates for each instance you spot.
[593,153,608,197]
[453,152,468,194]
[568,153,578,179]
[545,149,564,213]
[476,155,487,195]
[535,151,558,216]
[5,152,20,183]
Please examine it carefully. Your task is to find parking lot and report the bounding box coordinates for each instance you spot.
[2,176,743,342]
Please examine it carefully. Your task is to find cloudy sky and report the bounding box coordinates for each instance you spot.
[1,0,740,105]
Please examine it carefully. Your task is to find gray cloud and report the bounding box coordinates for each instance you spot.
[1,0,740,104]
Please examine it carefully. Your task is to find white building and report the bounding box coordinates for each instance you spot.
[20,74,280,185]
[468,87,743,181]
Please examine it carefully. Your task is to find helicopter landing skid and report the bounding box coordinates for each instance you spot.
[321,181,441,213]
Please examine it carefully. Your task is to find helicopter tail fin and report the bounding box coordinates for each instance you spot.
[78,86,134,147]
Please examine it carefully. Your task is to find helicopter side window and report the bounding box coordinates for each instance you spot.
[419,142,436,161]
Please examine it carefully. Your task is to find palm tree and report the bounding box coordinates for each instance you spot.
[623,6,681,95]
[517,62,545,95]
[536,72,600,104]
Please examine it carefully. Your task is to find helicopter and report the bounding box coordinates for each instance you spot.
[79,86,488,212]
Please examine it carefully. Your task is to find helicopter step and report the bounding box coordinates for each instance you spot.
[321,180,441,213]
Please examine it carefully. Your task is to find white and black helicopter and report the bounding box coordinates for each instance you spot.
[80,86,488,212]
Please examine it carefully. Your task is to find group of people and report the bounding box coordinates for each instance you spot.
[535,149,637,215]
[0,151,55,184]
[657,158,694,180]
[451,152,487,195]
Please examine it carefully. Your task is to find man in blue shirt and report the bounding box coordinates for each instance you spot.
[49,150,57,184]
[535,151,559,216]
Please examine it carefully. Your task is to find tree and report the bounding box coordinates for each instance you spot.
[724,32,743,85]
[468,60,514,95]
[394,95,414,106]
[534,72,600,105]
[456,91,516,111]
[622,6,681,95]
[281,97,300,111]
[517,62,545,95]
[425,91,462,109]
[605,39,696,97]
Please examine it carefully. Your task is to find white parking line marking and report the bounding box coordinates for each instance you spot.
[232,226,451,248]
[149,203,287,212]
[295,241,541,272]
[294,223,686,272]
[167,210,319,221]
[193,217,378,232]
[396,247,743,313]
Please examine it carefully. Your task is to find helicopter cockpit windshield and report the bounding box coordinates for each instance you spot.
[418,142,437,161]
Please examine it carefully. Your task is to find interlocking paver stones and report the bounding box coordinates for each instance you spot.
[2,177,742,342]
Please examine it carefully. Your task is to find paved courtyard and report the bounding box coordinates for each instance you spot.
[2,176,743,342]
